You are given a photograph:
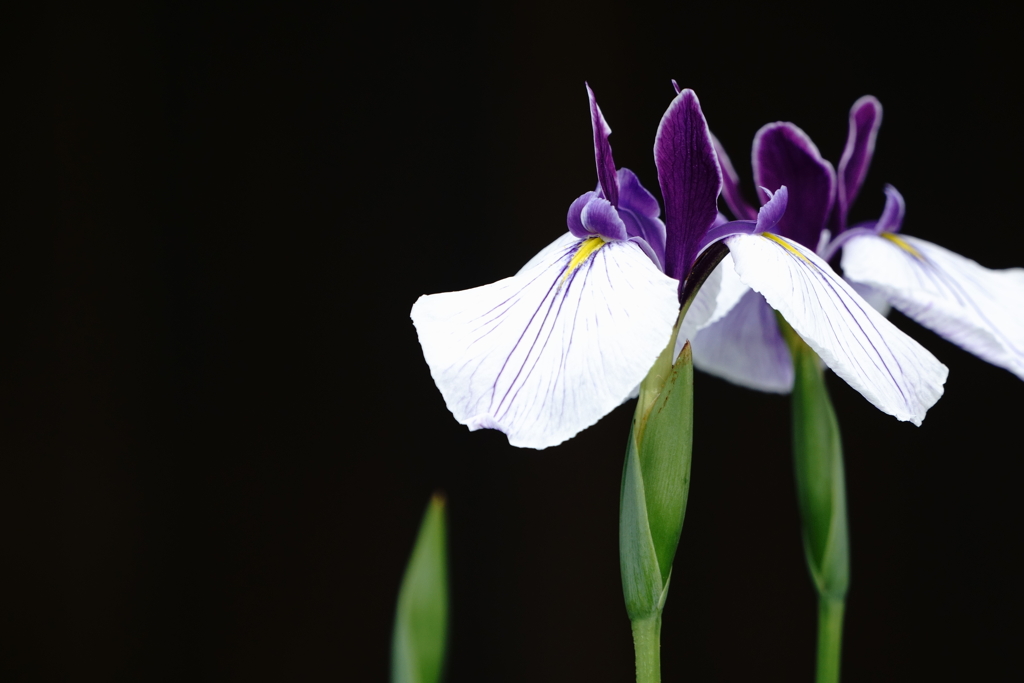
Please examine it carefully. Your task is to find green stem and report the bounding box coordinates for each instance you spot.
[816,597,845,683]
[630,615,662,683]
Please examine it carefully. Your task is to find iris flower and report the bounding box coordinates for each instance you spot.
[412,87,948,449]
[679,96,948,425]
[411,86,681,449]
[826,104,1024,379]
[699,95,1022,399]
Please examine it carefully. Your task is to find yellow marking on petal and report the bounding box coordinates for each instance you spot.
[882,232,924,259]
[563,236,607,281]
[762,232,810,262]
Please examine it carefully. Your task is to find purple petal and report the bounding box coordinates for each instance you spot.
[710,132,758,221]
[581,195,628,241]
[696,219,758,256]
[616,168,661,218]
[619,210,666,270]
[834,96,883,232]
[567,191,597,238]
[656,88,723,286]
[876,184,905,234]
[752,122,836,250]
[755,186,788,234]
[819,184,906,261]
[615,168,666,266]
[587,84,619,207]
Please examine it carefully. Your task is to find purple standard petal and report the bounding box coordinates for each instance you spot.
[567,191,597,238]
[656,88,723,287]
[587,84,619,207]
[755,186,788,234]
[616,168,666,266]
[580,195,628,241]
[710,131,758,221]
[833,96,883,232]
[875,184,905,233]
[616,168,661,218]
[819,185,906,261]
[753,122,836,250]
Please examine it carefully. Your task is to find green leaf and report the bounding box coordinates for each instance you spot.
[392,493,449,683]
[782,318,850,599]
[620,420,664,620]
[620,344,694,621]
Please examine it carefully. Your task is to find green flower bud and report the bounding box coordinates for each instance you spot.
[620,342,694,622]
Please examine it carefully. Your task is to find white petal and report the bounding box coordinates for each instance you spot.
[842,234,1024,379]
[411,238,680,449]
[691,290,794,393]
[727,233,948,425]
[705,253,752,327]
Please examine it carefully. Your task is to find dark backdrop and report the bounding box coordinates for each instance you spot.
[2,1,1021,680]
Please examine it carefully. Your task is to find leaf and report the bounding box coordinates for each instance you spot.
[619,421,664,621]
[392,494,449,683]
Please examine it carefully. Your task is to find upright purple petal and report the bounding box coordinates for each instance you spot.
[834,96,883,232]
[616,168,666,266]
[875,184,905,234]
[754,186,788,234]
[753,122,836,250]
[656,88,723,286]
[710,132,757,221]
[616,168,661,218]
[587,84,619,207]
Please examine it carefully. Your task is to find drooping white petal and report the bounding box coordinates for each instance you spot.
[842,233,1024,379]
[411,237,680,449]
[726,233,948,425]
[691,290,794,393]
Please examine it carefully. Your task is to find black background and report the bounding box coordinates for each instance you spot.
[2,1,1022,680]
